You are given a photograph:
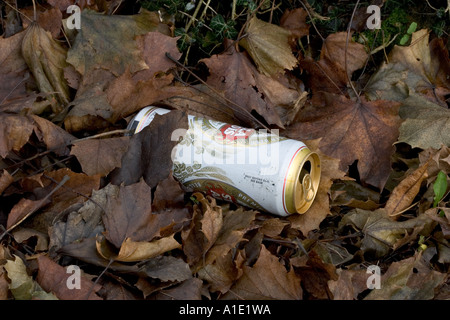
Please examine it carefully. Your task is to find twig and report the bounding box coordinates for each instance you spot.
[345,0,362,103]
[85,258,114,300]
[3,0,33,23]
[185,0,204,33]
[298,0,325,41]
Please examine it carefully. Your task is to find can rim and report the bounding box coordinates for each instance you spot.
[283,148,321,215]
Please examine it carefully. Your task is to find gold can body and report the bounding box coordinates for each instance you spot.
[127,107,321,216]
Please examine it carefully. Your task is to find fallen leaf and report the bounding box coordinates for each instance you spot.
[280,8,310,45]
[0,169,14,195]
[21,22,70,112]
[153,278,203,300]
[388,29,450,105]
[70,136,130,176]
[66,10,160,76]
[139,255,192,283]
[201,43,284,127]
[385,159,430,218]
[328,268,371,300]
[294,250,338,299]
[0,114,74,159]
[222,245,302,300]
[110,110,188,188]
[330,180,380,210]
[239,16,298,77]
[365,252,447,300]
[111,236,181,262]
[340,208,435,258]
[182,193,223,265]
[397,92,450,150]
[36,255,102,300]
[286,94,401,190]
[4,255,58,300]
[300,31,368,96]
[103,178,190,249]
[419,146,450,185]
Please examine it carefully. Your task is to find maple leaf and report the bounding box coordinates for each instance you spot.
[222,245,302,300]
[286,93,402,190]
[201,43,304,127]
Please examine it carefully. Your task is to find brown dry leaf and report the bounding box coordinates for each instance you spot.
[419,146,450,185]
[154,278,203,300]
[0,30,33,105]
[289,138,346,235]
[222,245,302,300]
[201,44,284,127]
[21,168,101,203]
[385,159,430,218]
[70,136,130,176]
[397,92,450,150]
[36,255,102,300]
[110,110,188,188]
[239,16,298,77]
[340,208,435,258]
[286,93,401,190]
[365,252,447,300]
[300,31,368,96]
[182,193,223,265]
[388,29,450,106]
[328,268,371,300]
[295,250,338,299]
[66,10,160,77]
[280,8,310,46]
[22,22,70,113]
[0,113,74,159]
[6,197,51,231]
[0,169,14,195]
[103,177,190,249]
[330,180,380,210]
[109,236,181,262]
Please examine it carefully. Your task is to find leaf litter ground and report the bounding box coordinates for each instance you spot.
[0,0,449,300]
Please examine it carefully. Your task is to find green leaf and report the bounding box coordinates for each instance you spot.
[399,34,410,45]
[433,171,448,208]
[406,22,418,35]
[210,14,237,40]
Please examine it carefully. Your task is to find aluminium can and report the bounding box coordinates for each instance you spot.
[126,106,321,217]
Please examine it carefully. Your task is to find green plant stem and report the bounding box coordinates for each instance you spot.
[185,0,204,33]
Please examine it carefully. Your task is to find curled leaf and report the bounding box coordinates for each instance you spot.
[239,16,298,77]
[21,22,70,114]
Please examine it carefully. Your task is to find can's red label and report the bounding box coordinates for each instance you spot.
[218,124,255,142]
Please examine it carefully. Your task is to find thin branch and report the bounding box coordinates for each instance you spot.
[345,0,362,103]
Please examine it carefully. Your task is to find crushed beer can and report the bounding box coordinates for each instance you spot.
[127,106,321,217]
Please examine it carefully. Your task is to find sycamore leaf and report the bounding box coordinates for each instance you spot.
[397,93,450,149]
[222,245,302,300]
[239,16,298,77]
[286,93,401,190]
[114,236,181,262]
